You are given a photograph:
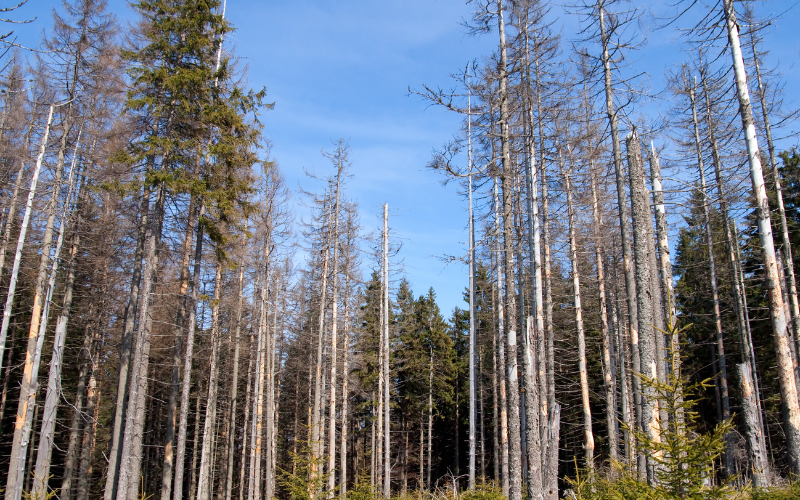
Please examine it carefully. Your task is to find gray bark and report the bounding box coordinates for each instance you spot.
[172,206,204,500]
[597,1,643,477]
[626,132,658,483]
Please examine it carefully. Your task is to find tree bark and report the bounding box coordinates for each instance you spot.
[722,0,800,473]
[598,2,643,477]
[172,205,205,500]
[0,105,54,377]
[116,182,166,500]
[560,153,594,469]
[591,169,618,464]
[197,261,224,500]
[627,132,661,483]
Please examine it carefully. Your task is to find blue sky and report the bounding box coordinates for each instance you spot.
[12,0,800,316]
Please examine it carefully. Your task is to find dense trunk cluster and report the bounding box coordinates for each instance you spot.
[0,1,799,499]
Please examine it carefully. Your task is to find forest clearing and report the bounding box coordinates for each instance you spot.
[1,0,800,499]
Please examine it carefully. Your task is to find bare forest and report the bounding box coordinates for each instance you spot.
[1,0,800,499]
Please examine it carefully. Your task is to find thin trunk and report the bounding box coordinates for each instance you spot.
[77,330,100,500]
[591,170,618,464]
[161,195,197,500]
[689,83,733,473]
[468,92,477,490]
[198,261,224,500]
[248,258,270,500]
[722,0,800,473]
[340,273,351,496]
[60,334,90,500]
[106,183,150,500]
[427,351,433,489]
[598,2,643,477]
[225,245,246,500]
[494,178,510,497]
[382,203,390,498]
[748,11,800,372]
[560,154,594,469]
[32,196,82,498]
[0,105,54,377]
[496,3,522,497]
[327,163,343,498]
[0,155,26,280]
[312,197,334,495]
[6,106,71,500]
[117,180,166,500]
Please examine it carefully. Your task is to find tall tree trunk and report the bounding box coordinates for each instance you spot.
[6,107,72,500]
[689,81,733,473]
[591,170,618,464]
[382,203,391,498]
[626,132,658,484]
[60,333,90,500]
[161,196,197,500]
[598,2,643,477]
[495,3,523,498]
[722,0,800,473]
[467,94,478,490]
[77,328,101,500]
[225,244,246,500]
[248,254,270,500]
[311,197,334,496]
[0,105,54,377]
[106,183,150,500]
[117,182,166,500]
[493,178,510,497]
[173,205,205,500]
[327,162,343,497]
[560,153,594,469]
[31,223,81,498]
[340,273,351,496]
[746,7,800,368]
[198,262,224,500]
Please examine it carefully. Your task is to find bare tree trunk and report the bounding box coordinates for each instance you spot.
[225,246,246,500]
[722,0,800,473]
[467,94,478,490]
[248,258,270,500]
[0,105,54,377]
[739,364,769,487]
[611,255,634,464]
[427,351,433,489]
[560,153,594,469]
[198,261,224,500]
[689,81,733,473]
[106,183,150,500]
[172,205,205,500]
[493,178,510,497]
[240,332,256,500]
[591,170,618,464]
[31,225,81,498]
[340,272,351,496]
[161,196,196,500]
[382,203,391,498]
[327,161,343,497]
[626,132,659,484]
[598,2,643,477]
[6,106,72,500]
[77,330,100,500]
[60,334,90,500]
[747,9,800,370]
[542,404,560,500]
[0,156,27,281]
[495,4,522,498]
[117,181,166,500]
[312,197,334,496]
